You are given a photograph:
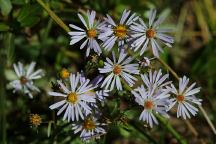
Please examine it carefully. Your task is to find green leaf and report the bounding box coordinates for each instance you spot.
[0,0,12,16]
[47,121,52,137]
[124,109,139,120]
[0,23,10,31]
[17,3,42,27]
[11,0,28,5]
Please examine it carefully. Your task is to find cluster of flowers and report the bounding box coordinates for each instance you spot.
[9,9,202,142]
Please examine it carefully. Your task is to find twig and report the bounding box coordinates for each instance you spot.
[199,105,216,134]
[158,57,216,135]
[36,0,70,33]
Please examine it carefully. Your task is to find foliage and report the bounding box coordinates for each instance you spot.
[0,0,216,143]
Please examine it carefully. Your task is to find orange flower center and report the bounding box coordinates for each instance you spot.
[29,114,42,127]
[146,29,156,38]
[176,95,185,103]
[87,29,97,38]
[20,76,28,85]
[67,92,78,104]
[114,25,127,39]
[83,118,96,130]
[144,100,154,110]
[60,69,70,79]
[113,65,122,75]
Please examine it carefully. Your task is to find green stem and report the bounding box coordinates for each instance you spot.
[34,0,199,140]
[36,0,70,33]
[0,34,7,144]
[158,57,216,135]
[157,115,187,144]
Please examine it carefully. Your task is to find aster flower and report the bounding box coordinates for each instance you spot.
[98,9,139,51]
[167,76,202,119]
[99,51,139,90]
[96,90,110,102]
[68,10,102,56]
[49,72,97,122]
[141,69,171,92]
[132,85,170,127]
[9,61,44,98]
[72,117,106,141]
[131,9,174,57]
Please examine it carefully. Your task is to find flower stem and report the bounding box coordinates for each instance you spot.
[158,57,216,135]
[156,115,187,144]
[0,34,8,144]
[36,0,71,33]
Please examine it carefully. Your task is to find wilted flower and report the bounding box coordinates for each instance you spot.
[29,114,42,127]
[72,117,106,141]
[49,72,97,122]
[69,10,102,56]
[131,9,174,57]
[132,85,170,127]
[98,9,139,51]
[99,51,139,90]
[167,76,202,119]
[9,62,44,98]
[139,57,151,67]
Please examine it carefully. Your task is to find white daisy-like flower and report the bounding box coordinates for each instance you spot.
[141,69,171,92]
[72,117,106,141]
[131,9,174,57]
[9,62,44,98]
[68,10,102,56]
[96,90,110,102]
[78,72,110,106]
[132,85,170,127]
[99,51,139,90]
[49,72,97,122]
[167,76,202,119]
[98,9,139,51]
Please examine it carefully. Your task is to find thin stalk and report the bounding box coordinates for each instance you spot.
[158,57,216,135]
[157,115,187,144]
[36,0,70,33]
[0,34,7,144]
[0,66,6,144]
[199,105,216,134]
[36,2,189,141]
[121,80,187,143]
[158,58,198,136]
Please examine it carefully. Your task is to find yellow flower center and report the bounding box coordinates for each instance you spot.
[60,69,70,79]
[87,29,97,38]
[114,25,127,39]
[176,95,185,103]
[20,76,28,85]
[29,114,42,127]
[146,29,156,38]
[83,118,96,130]
[113,65,122,75]
[144,100,154,110]
[67,92,78,104]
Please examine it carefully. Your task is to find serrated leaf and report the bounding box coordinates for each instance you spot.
[17,4,42,27]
